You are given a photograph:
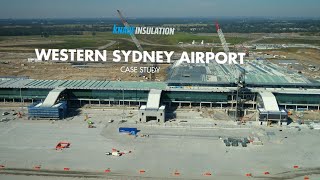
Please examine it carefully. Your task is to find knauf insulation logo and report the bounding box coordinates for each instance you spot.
[112,24,175,35]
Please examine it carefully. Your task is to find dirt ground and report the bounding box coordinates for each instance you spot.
[265,48,320,79]
[0,52,169,81]
[0,107,320,180]
[289,110,320,122]
[1,33,320,81]
[0,35,169,81]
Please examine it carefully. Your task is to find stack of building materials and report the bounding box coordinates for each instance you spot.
[28,101,67,119]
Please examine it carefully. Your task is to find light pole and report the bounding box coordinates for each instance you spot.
[19,88,22,102]
[19,88,21,101]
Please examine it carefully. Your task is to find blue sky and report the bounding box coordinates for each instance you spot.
[0,0,319,18]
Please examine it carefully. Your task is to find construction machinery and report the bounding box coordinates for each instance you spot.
[215,21,245,84]
[116,10,157,81]
[235,44,249,57]
[215,22,230,54]
[55,141,70,150]
[87,120,96,128]
[242,44,250,57]
[116,10,143,52]
[105,148,132,157]
[215,21,246,121]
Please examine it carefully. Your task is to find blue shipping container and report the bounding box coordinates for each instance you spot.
[119,127,138,135]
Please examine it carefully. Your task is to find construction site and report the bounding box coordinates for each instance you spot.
[0,6,320,180]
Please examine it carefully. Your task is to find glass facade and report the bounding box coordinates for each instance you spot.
[274,93,320,105]
[162,91,229,102]
[0,88,50,99]
[68,89,149,101]
[0,87,319,106]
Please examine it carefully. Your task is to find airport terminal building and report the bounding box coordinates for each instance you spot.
[0,60,320,124]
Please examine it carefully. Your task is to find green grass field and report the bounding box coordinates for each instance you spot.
[0,31,251,52]
[256,38,320,46]
[137,32,250,45]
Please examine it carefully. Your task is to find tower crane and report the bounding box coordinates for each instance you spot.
[116,10,143,52]
[215,22,230,54]
[116,10,156,81]
[215,21,246,121]
[215,21,245,83]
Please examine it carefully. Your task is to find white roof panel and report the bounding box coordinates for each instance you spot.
[146,89,162,109]
[259,92,279,111]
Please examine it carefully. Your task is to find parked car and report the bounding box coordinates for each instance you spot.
[0,118,10,122]
[243,138,250,144]
[232,141,238,147]
[2,112,9,116]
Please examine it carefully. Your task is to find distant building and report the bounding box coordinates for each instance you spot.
[254,44,283,50]
[273,59,299,65]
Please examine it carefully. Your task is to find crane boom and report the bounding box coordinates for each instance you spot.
[215,21,240,81]
[116,10,157,81]
[215,21,245,121]
[215,21,230,54]
[117,10,143,52]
